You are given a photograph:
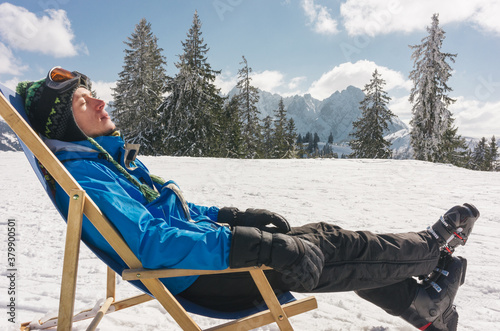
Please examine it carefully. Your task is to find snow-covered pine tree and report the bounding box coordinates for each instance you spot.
[236,56,261,158]
[409,13,463,163]
[112,18,168,155]
[284,118,298,158]
[159,11,224,157]
[272,98,289,158]
[485,136,499,171]
[470,137,488,170]
[349,69,394,158]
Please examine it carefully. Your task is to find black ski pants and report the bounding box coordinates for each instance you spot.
[179,222,441,316]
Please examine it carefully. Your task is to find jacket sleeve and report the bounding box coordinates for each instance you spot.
[57,159,232,271]
[187,202,220,222]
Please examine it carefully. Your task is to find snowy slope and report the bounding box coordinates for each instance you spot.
[1,152,499,330]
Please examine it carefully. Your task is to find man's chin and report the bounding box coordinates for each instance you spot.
[105,127,118,136]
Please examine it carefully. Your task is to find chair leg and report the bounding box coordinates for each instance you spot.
[106,267,116,300]
[57,189,85,331]
[249,270,294,331]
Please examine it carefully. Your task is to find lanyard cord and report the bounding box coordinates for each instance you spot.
[87,137,162,203]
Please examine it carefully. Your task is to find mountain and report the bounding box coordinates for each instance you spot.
[0,119,21,151]
[229,86,407,143]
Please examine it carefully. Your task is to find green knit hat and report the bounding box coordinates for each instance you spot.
[16,69,92,142]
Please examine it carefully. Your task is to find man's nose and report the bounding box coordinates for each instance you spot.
[92,98,106,111]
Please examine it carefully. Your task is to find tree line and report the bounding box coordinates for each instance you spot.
[111,12,498,171]
[112,14,296,159]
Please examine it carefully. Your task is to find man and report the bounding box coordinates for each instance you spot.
[16,68,479,330]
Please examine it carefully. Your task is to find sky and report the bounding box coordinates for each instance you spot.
[0,0,499,139]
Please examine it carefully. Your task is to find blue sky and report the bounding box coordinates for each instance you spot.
[0,0,499,139]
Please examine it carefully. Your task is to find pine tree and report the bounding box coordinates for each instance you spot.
[236,56,261,158]
[328,132,334,144]
[470,137,487,170]
[438,121,467,166]
[284,118,298,158]
[261,115,274,158]
[112,18,168,155]
[310,133,320,156]
[485,136,498,171]
[409,13,462,164]
[272,98,289,158]
[159,11,225,157]
[349,69,395,158]
[304,132,311,145]
[220,95,244,158]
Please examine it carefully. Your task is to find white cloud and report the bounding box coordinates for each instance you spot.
[0,42,28,76]
[215,71,238,95]
[0,3,84,57]
[288,76,307,90]
[307,60,410,100]
[2,77,21,92]
[92,81,116,106]
[340,0,500,37]
[389,95,412,126]
[250,70,285,93]
[301,0,339,35]
[451,97,500,138]
[470,0,500,36]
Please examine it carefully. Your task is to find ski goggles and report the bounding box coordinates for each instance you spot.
[49,67,78,82]
[46,66,91,92]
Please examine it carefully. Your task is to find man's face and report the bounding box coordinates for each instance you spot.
[72,87,115,138]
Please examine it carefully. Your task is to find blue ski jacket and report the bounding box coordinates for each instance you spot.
[47,135,232,295]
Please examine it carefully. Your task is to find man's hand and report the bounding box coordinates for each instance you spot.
[229,226,325,291]
[218,207,291,233]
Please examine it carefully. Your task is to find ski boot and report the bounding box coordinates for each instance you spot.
[428,203,480,254]
[400,255,467,331]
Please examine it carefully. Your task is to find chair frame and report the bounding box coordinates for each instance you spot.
[0,88,317,331]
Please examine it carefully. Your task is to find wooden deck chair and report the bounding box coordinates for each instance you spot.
[0,83,317,331]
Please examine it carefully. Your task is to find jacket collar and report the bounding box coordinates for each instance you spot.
[44,135,126,161]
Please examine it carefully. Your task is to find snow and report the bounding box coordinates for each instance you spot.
[1,151,499,330]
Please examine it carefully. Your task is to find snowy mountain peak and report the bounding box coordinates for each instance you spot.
[233,86,407,142]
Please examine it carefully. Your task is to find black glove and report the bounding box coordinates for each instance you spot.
[229,226,325,291]
[219,207,291,233]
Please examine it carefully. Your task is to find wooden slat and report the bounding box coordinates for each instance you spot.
[205,297,317,331]
[111,294,153,311]
[57,189,85,331]
[122,266,273,280]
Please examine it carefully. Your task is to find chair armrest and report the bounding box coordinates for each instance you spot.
[122,266,272,280]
